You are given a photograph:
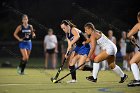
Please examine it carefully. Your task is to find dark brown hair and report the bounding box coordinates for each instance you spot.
[22,14,28,20]
[61,20,76,28]
[84,22,96,31]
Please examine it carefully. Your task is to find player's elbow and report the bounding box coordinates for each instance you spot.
[127,33,131,39]
[77,35,80,40]
[13,32,17,38]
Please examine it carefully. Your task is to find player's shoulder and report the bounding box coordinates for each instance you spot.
[16,25,22,30]
[136,23,140,28]
[71,27,77,30]
[17,25,22,27]
[28,24,33,28]
[137,22,140,25]
[72,27,81,33]
[90,32,96,39]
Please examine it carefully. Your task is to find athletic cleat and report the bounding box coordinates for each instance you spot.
[67,80,77,83]
[17,66,21,74]
[17,66,25,75]
[127,80,140,87]
[119,74,128,83]
[86,76,97,82]
[19,72,25,75]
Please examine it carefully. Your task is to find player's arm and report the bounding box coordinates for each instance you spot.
[83,38,91,44]
[127,23,140,39]
[119,39,122,48]
[113,37,116,45]
[13,25,23,42]
[65,38,72,58]
[87,33,96,59]
[43,36,47,52]
[30,25,36,38]
[70,28,80,46]
[54,35,58,53]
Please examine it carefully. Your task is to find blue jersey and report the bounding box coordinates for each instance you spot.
[20,25,32,41]
[18,24,32,50]
[66,28,90,56]
[66,28,86,47]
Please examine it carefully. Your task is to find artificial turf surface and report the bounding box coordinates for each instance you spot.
[0,68,140,93]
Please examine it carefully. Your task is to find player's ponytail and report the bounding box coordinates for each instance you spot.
[61,20,76,28]
[84,22,96,31]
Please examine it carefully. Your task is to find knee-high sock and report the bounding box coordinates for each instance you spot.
[19,59,24,68]
[101,60,107,69]
[69,66,76,80]
[92,63,100,79]
[112,65,124,77]
[20,60,27,73]
[123,60,127,69]
[131,63,140,80]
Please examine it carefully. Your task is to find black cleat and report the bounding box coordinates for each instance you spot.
[119,74,128,83]
[86,76,97,82]
[127,80,140,87]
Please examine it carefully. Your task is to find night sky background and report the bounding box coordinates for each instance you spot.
[0,0,140,41]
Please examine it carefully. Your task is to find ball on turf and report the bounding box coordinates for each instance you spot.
[53,80,56,83]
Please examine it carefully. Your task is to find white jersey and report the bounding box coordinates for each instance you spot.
[44,35,57,49]
[97,33,117,55]
[135,31,140,51]
[120,38,126,56]
[94,44,101,55]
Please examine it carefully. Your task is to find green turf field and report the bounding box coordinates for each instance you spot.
[0,68,140,93]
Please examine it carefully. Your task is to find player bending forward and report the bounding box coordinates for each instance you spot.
[84,22,128,83]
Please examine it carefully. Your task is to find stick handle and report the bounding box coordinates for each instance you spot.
[55,62,86,83]
[130,39,140,51]
[53,50,71,80]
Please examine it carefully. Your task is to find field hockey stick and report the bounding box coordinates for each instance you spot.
[51,51,71,82]
[53,62,86,83]
[130,39,140,51]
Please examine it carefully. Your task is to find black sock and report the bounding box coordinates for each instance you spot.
[82,65,93,71]
[69,66,76,80]
[19,60,27,73]
[21,62,27,73]
[19,59,24,68]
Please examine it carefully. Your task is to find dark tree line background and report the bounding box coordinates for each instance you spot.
[0,0,139,58]
[0,0,139,41]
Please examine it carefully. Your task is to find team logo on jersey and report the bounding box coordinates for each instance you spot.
[22,30,31,33]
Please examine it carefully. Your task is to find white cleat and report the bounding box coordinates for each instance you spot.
[67,80,77,83]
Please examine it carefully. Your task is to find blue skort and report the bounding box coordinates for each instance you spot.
[19,41,32,50]
[73,44,90,56]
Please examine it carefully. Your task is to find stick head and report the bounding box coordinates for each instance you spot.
[53,80,57,83]
[50,77,55,82]
[51,77,58,83]
[53,80,60,83]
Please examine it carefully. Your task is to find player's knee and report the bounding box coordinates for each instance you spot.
[94,57,100,63]
[129,61,135,65]
[108,63,115,69]
[78,67,83,70]
[23,56,29,61]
